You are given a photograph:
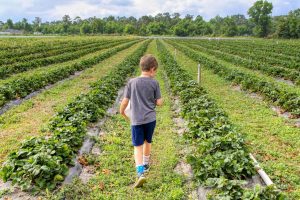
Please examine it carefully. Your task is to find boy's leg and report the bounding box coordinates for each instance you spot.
[133,145,146,188]
[143,141,151,172]
[143,140,152,156]
[132,125,147,188]
[134,145,143,166]
[143,120,156,171]
[143,140,151,156]
[132,124,144,169]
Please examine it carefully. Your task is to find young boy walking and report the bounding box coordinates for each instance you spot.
[120,54,163,188]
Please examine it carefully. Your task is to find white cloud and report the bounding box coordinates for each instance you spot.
[127,0,257,19]
[0,0,35,15]
[47,1,119,19]
[0,0,299,22]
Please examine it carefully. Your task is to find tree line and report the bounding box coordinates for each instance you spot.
[0,0,299,38]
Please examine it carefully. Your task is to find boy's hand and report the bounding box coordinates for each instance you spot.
[156,98,163,106]
[120,98,130,121]
[121,112,130,121]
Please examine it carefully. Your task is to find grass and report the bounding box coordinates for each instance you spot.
[0,41,143,164]
[163,41,300,199]
[47,40,189,200]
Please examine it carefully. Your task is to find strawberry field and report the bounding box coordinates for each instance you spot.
[0,37,299,200]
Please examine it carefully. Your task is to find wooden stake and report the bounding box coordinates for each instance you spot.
[197,63,201,84]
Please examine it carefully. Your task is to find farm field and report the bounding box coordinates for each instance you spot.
[0,36,299,200]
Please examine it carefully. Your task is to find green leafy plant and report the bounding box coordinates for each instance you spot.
[0,40,140,107]
[206,177,286,200]
[156,40,284,199]
[167,40,300,116]
[0,40,150,191]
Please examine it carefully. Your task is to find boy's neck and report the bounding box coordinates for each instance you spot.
[140,71,152,78]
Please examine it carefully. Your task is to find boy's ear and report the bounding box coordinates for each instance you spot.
[150,67,157,72]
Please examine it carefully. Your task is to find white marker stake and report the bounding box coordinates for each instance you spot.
[174,48,177,60]
[249,153,274,186]
[198,63,201,84]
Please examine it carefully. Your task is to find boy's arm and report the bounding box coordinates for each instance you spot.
[120,98,129,120]
[155,80,163,106]
[121,80,131,120]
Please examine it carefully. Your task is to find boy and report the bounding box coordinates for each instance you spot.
[119,54,163,188]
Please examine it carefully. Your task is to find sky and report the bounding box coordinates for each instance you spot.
[0,0,299,22]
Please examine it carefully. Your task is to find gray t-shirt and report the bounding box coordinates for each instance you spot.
[124,77,161,126]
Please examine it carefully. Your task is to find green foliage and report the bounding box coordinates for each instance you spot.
[179,40,300,85]
[45,178,92,200]
[147,21,167,35]
[124,24,135,34]
[1,6,300,38]
[206,177,287,200]
[0,40,138,107]
[80,22,92,34]
[248,0,273,37]
[6,19,14,29]
[156,40,275,198]
[0,40,150,191]
[0,188,11,198]
[0,39,103,65]
[276,9,300,38]
[173,18,196,36]
[222,17,238,37]
[167,40,300,117]
[0,39,128,78]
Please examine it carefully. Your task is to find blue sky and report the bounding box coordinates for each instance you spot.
[0,0,299,22]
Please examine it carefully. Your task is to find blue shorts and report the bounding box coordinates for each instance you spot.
[131,120,156,146]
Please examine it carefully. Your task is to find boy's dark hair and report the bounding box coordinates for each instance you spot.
[140,54,158,71]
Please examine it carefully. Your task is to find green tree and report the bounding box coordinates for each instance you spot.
[21,18,32,32]
[80,22,91,34]
[105,21,118,34]
[231,14,252,36]
[33,17,42,32]
[62,15,71,33]
[209,15,224,36]
[0,21,3,30]
[139,24,148,36]
[6,19,14,29]
[73,16,82,25]
[91,18,105,34]
[248,0,273,37]
[276,17,290,38]
[173,18,196,36]
[275,9,300,38]
[194,15,211,35]
[124,24,135,34]
[222,16,238,36]
[171,13,181,26]
[146,22,166,35]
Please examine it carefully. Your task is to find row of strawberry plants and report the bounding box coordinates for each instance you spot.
[0,39,113,66]
[0,40,150,191]
[179,40,300,85]
[0,39,48,52]
[0,40,140,107]
[205,40,299,61]
[216,39,300,58]
[0,38,97,59]
[200,39,300,63]
[157,40,285,199]
[186,40,300,70]
[0,39,132,79]
[167,40,300,117]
